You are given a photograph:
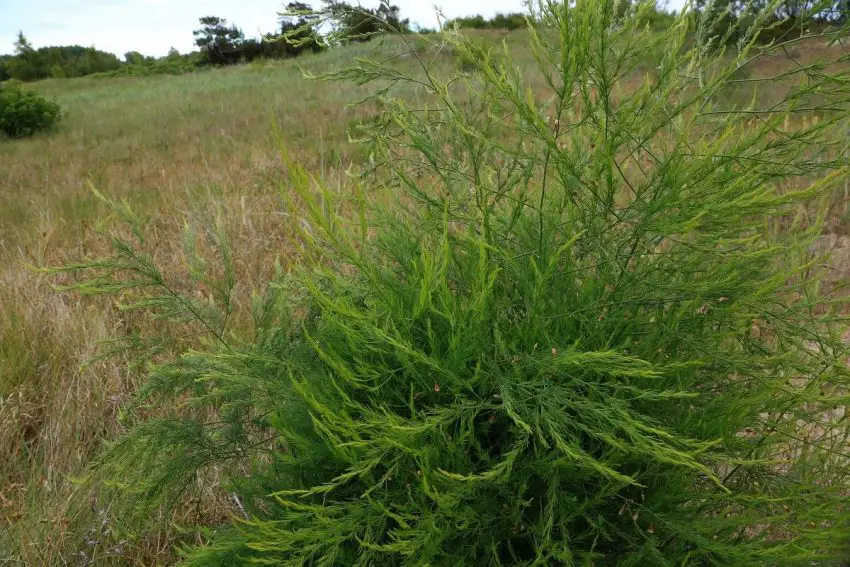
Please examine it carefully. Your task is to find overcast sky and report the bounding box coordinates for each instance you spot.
[0,0,688,58]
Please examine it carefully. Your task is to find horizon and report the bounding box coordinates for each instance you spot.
[0,0,688,59]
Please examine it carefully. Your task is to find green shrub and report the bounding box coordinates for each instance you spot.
[0,83,61,138]
[51,1,850,564]
[94,58,204,79]
[490,13,528,30]
[450,13,527,30]
[451,14,488,29]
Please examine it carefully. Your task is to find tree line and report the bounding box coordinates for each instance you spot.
[0,33,122,81]
[690,0,850,43]
[0,1,410,81]
[449,6,674,31]
[2,0,849,82]
[451,0,850,31]
[697,0,850,19]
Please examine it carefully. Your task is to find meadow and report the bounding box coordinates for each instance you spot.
[0,30,496,563]
[2,13,850,565]
[0,38,378,563]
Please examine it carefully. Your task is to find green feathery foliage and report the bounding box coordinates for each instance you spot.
[46,0,850,564]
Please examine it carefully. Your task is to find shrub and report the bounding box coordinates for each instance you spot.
[450,12,528,30]
[51,1,850,564]
[490,13,528,30]
[0,56,10,81]
[451,14,488,29]
[0,83,61,138]
[102,52,207,78]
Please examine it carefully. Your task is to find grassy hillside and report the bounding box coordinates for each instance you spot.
[1,25,849,564]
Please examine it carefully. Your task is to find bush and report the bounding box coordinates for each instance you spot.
[0,83,61,138]
[94,53,205,78]
[450,12,527,30]
[51,1,850,564]
[490,13,527,30]
[452,14,488,29]
[0,56,10,81]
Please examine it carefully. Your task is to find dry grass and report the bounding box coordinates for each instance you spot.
[0,31,476,564]
[0,39,418,565]
[0,29,848,565]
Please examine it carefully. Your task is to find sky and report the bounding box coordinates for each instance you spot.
[0,0,688,58]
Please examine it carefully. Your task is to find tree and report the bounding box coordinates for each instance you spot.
[375,1,409,31]
[280,1,319,30]
[124,51,148,65]
[13,31,33,55]
[273,2,325,57]
[448,13,527,30]
[323,0,410,42]
[8,32,41,81]
[5,34,121,81]
[793,0,850,21]
[0,56,11,81]
[775,0,808,18]
[193,16,247,65]
[840,0,850,21]
[194,9,322,66]
[692,0,767,43]
[693,0,849,27]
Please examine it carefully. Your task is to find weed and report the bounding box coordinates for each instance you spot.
[45,2,850,564]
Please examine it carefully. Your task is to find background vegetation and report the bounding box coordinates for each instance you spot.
[0,0,411,81]
[3,1,848,82]
[0,39,388,564]
[1,0,850,565]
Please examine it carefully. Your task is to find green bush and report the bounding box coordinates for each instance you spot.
[0,83,61,138]
[451,14,489,29]
[51,1,850,564]
[451,13,527,30]
[93,54,205,78]
[490,13,528,30]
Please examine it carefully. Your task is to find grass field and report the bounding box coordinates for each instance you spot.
[0,32,473,564]
[1,27,849,564]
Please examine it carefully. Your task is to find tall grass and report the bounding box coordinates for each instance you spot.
[1,32,461,564]
[0,48,372,566]
[38,1,850,564]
